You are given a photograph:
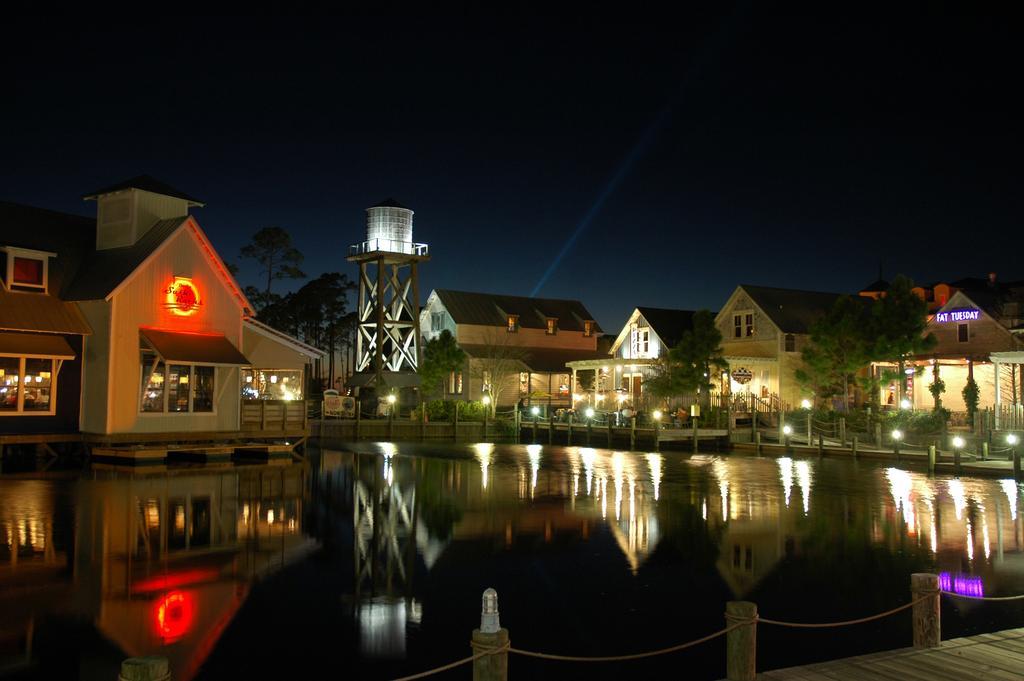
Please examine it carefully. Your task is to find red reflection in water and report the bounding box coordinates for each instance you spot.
[133,568,220,594]
[154,590,196,642]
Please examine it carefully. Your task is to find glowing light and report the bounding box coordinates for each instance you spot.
[165,277,200,316]
[270,375,278,384]
[482,394,491,405]
[800,399,812,410]
[267,509,275,524]
[154,590,195,641]
[899,399,911,410]
[387,394,397,404]
[782,425,792,435]
[1008,434,1020,446]
[779,457,793,507]
[616,393,627,404]
[952,436,965,449]
[530,406,540,416]
[585,407,595,419]
[891,429,903,441]
[652,410,662,421]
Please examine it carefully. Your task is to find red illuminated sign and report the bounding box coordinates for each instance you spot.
[166,277,201,316]
[154,590,196,642]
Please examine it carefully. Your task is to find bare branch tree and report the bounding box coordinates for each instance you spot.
[467,329,528,414]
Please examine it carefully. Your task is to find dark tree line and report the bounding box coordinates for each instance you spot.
[236,226,355,391]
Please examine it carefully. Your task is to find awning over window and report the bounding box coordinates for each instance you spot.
[140,328,250,366]
[0,332,76,359]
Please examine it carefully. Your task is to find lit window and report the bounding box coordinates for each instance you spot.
[733,315,742,338]
[507,315,519,333]
[240,369,303,401]
[546,318,558,335]
[448,371,463,394]
[745,314,754,337]
[519,372,529,394]
[141,349,222,413]
[0,356,57,415]
[3,249,50,292]
[584,320,594,337]
[957,323,969,343]
[12,257,43,287]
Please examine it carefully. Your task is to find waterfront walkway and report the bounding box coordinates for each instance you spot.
[752,627,1024,680]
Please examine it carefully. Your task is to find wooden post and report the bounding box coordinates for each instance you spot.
[483,408,489,442]
[1014,449,1021,482]
[119,656,170,681]
[806,411,812,446]
[355,399,362,440]
[532,414,538,443]
[839,417,846,447]
[875,422,882,449]
[421,399,427,441]
[607,418,613,447]
[514,408,521,444]
[755,431,762,456]
[982,441,989,461]
[388,404,394,441]
[587,419,592,445]
[851,435,858,459]
[928,445,936,475]
[567,413,573,446]
[954,447,961,475]
[454,403,460,441]
[260,399,267,431]
[472,589,509,681]
[818,433,824,457]
[725,601,758,681]
[911,573,940,649]
[629,416,636,450]
[548,413,554,444]
[692,416,699,454]
[654,418,660,452]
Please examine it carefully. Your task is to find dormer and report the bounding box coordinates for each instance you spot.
[1,246,55,293]
[83,175,204,250]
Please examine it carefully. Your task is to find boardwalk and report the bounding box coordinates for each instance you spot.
[754,627,1024,680]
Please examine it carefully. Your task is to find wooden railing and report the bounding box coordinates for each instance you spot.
[241,399,309,433]
[993,404,1024,431]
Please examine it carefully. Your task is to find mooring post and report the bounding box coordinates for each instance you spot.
[928,445,936,475]
[954,447,961,475]
[587,419,592,445]
[548,413,554,444]
[839,417,846,447]
[875,422,882,449]
[567,413,573,446]
[851,435,858,459]
[692,417,699,454]
[532,414,538,443]
[725,601,758,681]
[911,573,940,649]
[982,441,989,461]
[629,416,637,450]
[483,408,489,442]
[607,418,613,447]
[355,399,362,440]
[388,404,394,441]
[806,412,812,446]
[472,589,509,681]
[119,656,170,681]
[514,408,521,444]
[653,418,661,452]
[420,401,427,441]
[1014,448,1022,482]
[755,431,762,456]
[818,433,824,457]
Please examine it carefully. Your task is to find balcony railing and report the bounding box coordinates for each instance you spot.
[348,239,429,257]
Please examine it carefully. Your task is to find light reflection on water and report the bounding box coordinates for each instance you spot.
[3,444,1024,680]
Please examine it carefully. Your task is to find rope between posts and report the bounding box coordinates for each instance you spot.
[389,642,510,681]
[756,593,934,629]
[504,621,747,662]
[941,590,1024,602]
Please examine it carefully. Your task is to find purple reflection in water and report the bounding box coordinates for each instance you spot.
[939,571,984,597]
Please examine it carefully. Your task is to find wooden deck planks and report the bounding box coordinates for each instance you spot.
[754,628,1024,681]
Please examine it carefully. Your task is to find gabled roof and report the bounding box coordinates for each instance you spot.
[738,285,847,334]
[82,175,205,206]
[635,307,699,349]
[460,344,607,373]
[244,318,326,359]
[62,217,187,300]
[433,289,601,333]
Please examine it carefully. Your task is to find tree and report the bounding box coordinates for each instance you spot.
[239,226,306,311]
[646,310,727,409]
[418,330,466,401]
[795,296,871,411]
[467,329,528,414]
[928,363,946,411]
[867,275,936,403]
[963,375,980,427]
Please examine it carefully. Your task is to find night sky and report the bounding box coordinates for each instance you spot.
[3,9,1021,331]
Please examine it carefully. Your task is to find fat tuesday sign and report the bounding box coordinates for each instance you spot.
[934,308,980,324]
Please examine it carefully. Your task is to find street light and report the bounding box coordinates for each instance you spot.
[585,407,595,419]
[952,435,965,449]
[899,398,911,411]
[800,399,812,410]
[530,406,540,417]
[653,410,662,421]
[482,394,492,406]
[782,424,793,451]
[891,429,903,458]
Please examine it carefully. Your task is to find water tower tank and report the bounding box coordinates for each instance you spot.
[366,199,414,247]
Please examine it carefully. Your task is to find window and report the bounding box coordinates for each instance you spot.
[519,372,529,395]
[0,356,57,415]
[546,318,558,335]
[448,371,463,394]
[507,315,519,333]
[241,369,303,401]
[733,314,743,338]
[482,370,492,394]
[584,320,594,337]
[630,327,650,357]
[3,248,50,292]
[745,314,754,337]
[958,323,969,343]
[430,312,444,332]
[140,350,219,413]
[785,334,796,352]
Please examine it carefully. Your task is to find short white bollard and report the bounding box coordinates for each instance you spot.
[472,588,509,681]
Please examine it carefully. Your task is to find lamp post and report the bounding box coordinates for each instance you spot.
[783,424,793,452]
[482,393,491,441]
[801,398,812,445]
[892,429,903,460]
[653,409,662,451]
[952,435,965,474]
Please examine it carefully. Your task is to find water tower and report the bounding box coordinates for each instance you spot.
[347,199,429,391]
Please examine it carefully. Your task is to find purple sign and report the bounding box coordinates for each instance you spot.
[935,309,980,323]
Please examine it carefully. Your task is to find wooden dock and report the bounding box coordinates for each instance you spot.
[753,627,1024,680]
